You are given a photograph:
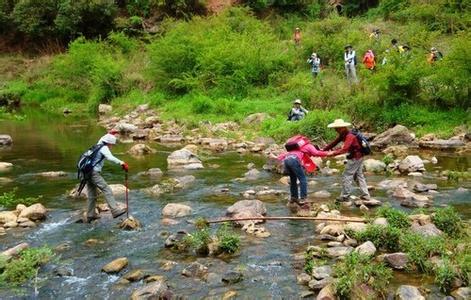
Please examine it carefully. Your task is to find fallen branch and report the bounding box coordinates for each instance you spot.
[206,216,365,224]
[1,242,29,261]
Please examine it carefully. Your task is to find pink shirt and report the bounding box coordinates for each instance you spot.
[278,144,329,161]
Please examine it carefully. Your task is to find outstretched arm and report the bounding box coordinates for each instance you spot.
[101,146,124,165]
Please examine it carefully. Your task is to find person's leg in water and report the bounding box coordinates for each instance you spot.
[91,171,126,218]
[340,159,356,201]
[354,159,370,199]
[86,179,99,222]
[284,157,299,202]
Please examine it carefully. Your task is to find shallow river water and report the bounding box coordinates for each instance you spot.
[0,111,470,299]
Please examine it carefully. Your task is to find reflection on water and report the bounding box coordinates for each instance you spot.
[0,110,470,298]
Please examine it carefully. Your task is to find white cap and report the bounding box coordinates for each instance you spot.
[99,133,117,145]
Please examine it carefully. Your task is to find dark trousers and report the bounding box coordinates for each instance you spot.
[284,156,307,200]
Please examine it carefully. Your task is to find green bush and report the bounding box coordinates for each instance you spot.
[399,231,447,273]
[183,227,211,254]
[0,246,53,286]
[376,204,411,229]
[350,224,401,252]
[435,258,458,293]
[0,188,40,209]
[216,223,241,254]
[432,206,464,237]
[334,252,392,298]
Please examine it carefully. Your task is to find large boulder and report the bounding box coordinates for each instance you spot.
[116,122,138,134]
[0,135,13,146]
[377,179,408,190]
[109,184,127,196]
[102,257,128,274]
[312,266,332,280]
[138,168,163,178]
[181,262,208,279]
[355,241,376,256]
[419,139,465,150]
[0,162,13,172]
[452,287,471,300]
[371,125,415,148]
[226,200,266,226]
[382,253,408,270]
[382,145,409,159]
[326,246,353,258]
[18,203,47,221]
[363,159,386,173]
[244,169,261,181]
[395,285,424,300]
[131,280,170,300]
[167,148,203,170]
[243,113,270,125]
[0,211,17,224]
[162,203,192,218]
[398,156,425,173]
[308,277,333,290]
[411,223,442,237]
[128,144,157,156]
[316,283,336,300]
[393,187,432,208]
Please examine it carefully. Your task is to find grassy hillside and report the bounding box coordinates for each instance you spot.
[1,1,470,140]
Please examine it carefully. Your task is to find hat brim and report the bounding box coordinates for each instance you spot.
[328,122,352,128]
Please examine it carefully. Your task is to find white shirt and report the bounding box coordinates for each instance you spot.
[93,145,124,172]
[344,50,356,65]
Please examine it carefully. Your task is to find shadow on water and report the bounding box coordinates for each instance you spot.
[0,110,470,298]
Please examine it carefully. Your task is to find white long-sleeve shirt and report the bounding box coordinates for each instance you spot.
[92,145,124,172]
[344,50,356,65]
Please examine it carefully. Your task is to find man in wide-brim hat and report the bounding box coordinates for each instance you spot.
[323,119,371,201]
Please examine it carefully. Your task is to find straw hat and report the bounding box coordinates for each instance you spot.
[293,99,302,104]
[327,119,352,128]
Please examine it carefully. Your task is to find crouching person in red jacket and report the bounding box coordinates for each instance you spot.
[277,135,332,208]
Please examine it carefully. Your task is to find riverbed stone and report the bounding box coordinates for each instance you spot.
[128,144,157,156]
[160,260,178,271]
[326,246,353,258]
[344,222,367,233]
[119,216,141,230]
[244,168,261,181]
[382,145,409,159]
[130,280,170,300]
[162,203,192,218]
[409,214,432,226]
[19,220,36,227]
[138,168,163,178]
[123,269,145,282]
[395,285,424,300]
[413,183,437,193]
[383,253,409,270]
[320,224,344,236]
[355,241,376,256]
[297,273,311,285]
[0,162,13,171]
[175,175,196,189]
[363,159,386,173]
[158,134,184,143]
[371,125,415,148]
[226,199,266,221]
[373,217,388,226]
[243,113,270,125]
[411,223,443,237]
[308,277,333,290]
[398,155,425,173]
[18,203,47,221]
[4,221,17,228]
[0,227,6,235]
[200,138,228,152]
[0,135,13,146]
[116,122,137,134]
[98,104,112,114]
[313,190,331,198]
[102,257,128,274]
[316,283,336,300]
[452,287,471,300]
[37,171,67,177]
[164,231,188,248]
[167,148,204,170]
[312,266,332,280]
[378,178,408,190]
[161,218,180,226]
[54,266,73,277]
[182,262,208,279]
[222,270,244,284]
[0,211,17,224]
[143,184,162,196]
[109,184,127,196]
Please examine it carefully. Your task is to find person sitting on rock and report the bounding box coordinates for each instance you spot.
[288,99,308,121]
[322,119,371,202]
[276,135,333,208]
[85,133,128,223]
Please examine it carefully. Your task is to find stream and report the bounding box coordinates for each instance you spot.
[0,110,470,299]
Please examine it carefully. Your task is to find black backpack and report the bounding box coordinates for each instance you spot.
[351,128,371,155]
[77,143,105,180]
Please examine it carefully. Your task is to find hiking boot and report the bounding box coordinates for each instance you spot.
[111,208,127,218]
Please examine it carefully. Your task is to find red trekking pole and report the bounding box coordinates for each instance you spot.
[125,170,129,218]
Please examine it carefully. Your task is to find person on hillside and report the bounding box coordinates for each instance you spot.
[399,44,411,57]
[307,53,321,78]
[369,29,380,41]
[288,99,308,121]
[391,39,400,52]
[322,119,371,201]
[427,47,443,64]
[277,135,333,208]
[362,49,376,70]
[344,45,358,84]
[85,133,128,223]
[294,27,302,46]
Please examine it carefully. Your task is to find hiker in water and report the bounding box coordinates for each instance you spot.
[427,47,443,64]
[344,45,358,84]
[85,133,128,223]
[307,53,321,78]
[288,99,308,121]
[322,119,371,202]
[277,135,332,208]
[294,27,302,46]
[362,49,376,70]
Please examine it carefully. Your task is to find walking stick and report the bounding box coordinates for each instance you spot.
[125,170,129,218]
